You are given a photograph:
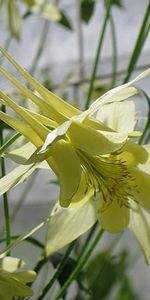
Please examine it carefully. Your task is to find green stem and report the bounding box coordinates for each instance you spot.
[84,0,112,109]
[0,235,44,249]
[76,0,85,80]
[123,1,150,83]
[0,35,12,65]
[53,229,104,300]
[0,106,11,251]
[110,13,117,88]
[138,90,150,145]
[78,223,98,259]
[0,172,37,238]
[29,19,50,76]
[0,132,20,156]
[37,241,75,300]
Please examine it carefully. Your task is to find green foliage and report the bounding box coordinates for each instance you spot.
[80,0,96,23]
[80,250,137,300]
[0,1,150,299]
[58,10,73,31]
[116,277,138,300]
[112,0,124,8]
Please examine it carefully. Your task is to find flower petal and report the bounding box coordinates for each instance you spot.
[84,69,150,117]
[0,257,25,272]
[129,201,150,264]
[97,198,129,233]
[0,47,79,122]
[130,168,150,210]
[96,100,136,134]
[45,192,96,256]
[68,121,127,155]
[119,141,149,168]
[49,140,82,207]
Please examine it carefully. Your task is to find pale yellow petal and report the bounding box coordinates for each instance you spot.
[96,100,136,133]
[130,168,150,210]
[49,140,82,207]
[68,121,127,155]
[97,197,129,233]
[129,201,150,264]
[45,192,96,256]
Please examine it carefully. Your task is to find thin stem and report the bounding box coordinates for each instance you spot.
[0,172,37,238]
[110,13,117,88]
[0,35,12,65]
[78,223,98,259]
[53,229,104,300]
[0,106,11,252]
[0,132,20,156]
[37,241,75,300]
[76,0,85,79]
[123,0,150,83]
[84,0,112,109]
[29,19,50,76]
[0,235,44,249]
[138,90,150,145]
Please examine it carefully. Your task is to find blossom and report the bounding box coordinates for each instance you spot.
[0,256,36,300]
[45,99,150,264]
[0,48,150,262]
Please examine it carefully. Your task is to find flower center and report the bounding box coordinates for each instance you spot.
[77,150,138,211]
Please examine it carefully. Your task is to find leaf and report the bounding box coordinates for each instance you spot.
[86,251,127,300]
[116,277,138,300]
[45,193,96,256]
[58,10,73,31]
[112,0,124,8]
[80,0,95,23]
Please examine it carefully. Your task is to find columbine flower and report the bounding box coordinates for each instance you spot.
[0,256,36,300]
[0,48,150,262]
[45,99,150,264]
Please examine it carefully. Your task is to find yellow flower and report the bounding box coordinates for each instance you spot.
[0,256,36,300]
[0,48,150,263]
[45,99,150,265]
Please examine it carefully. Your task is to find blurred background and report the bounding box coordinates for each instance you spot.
[0,0,150,299]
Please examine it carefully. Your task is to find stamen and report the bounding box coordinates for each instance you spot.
[77,149,138,210]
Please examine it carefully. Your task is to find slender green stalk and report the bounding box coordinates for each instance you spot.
[78,223,98,259]
[0,172,38,238]
[29,19,50,76]
[0,106,11,251]
[0,132,20,156]
[123,1,150,83]
[139,90,150,145]
[37,241,75,300]
[76,0,85,80]
[84,0,112,109]
[110,14,117,88]
[53,229,104,300]
[0,235,44,249]
[0,35,12,65]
